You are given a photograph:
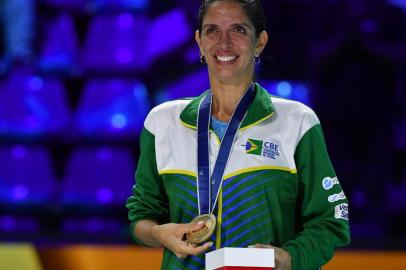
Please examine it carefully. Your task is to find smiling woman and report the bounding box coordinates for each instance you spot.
[195,0,268,122]
[126,1,350,270]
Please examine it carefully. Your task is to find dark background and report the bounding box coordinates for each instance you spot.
[0,0,405,250]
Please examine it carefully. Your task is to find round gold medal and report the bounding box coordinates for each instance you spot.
[186,213,216,244]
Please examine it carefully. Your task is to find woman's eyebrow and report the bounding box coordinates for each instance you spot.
[230,23,252,29]
[202,23,218,29]
[203,22,252,29]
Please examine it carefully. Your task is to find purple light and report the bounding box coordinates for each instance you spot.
[146,9,190,61]
[352,189,366,207]
[63,217,122,233]
[97,188,112,203]
[24,116,41,129]
[115,48,133,64]
[110,80,122,91]
[28,76,44,91]
[0,216,39,232]
[12,185,29,201]
[97,147,112,161]
[86,218,103,232]
[361,19,377,34]
[11,145,27,159]
[117,13,134,28]
[0,216,16,231]
[184,46,200,64]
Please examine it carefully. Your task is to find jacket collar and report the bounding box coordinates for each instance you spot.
[180,83,274,130]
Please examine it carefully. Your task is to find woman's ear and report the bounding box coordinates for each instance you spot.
[195,30,202,54]
[256,30,269,55]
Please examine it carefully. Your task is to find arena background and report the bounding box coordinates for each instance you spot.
[0,0,405,269]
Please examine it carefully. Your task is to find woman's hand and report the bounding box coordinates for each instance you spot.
[250,244,292,270]
[153,222,213,258]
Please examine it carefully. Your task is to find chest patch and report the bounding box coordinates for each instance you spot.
[242,138,281,160]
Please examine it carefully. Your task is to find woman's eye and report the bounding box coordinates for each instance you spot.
[233,26,246,33]
[206,26,217,34]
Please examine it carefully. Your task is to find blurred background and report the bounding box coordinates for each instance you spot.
[0,0,405,269]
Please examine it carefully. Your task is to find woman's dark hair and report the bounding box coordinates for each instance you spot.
[197,0,266,38]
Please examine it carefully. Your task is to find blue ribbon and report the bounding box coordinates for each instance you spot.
[197,85,255,214]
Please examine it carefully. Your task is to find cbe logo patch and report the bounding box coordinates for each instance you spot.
[328,191,346,203]
[334,203,349,220]
[242,138,280,160]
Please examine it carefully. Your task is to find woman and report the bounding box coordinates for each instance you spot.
[126,1,350,269]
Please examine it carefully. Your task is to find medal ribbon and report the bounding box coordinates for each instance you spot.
[197,85,255,215]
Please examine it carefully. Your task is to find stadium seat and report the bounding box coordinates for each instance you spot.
[82,8,190,72]
[74,78,149,139]
[61,146,135,207]
[82,13,149,72]
[0,67,71,137]
[38,13,79,73]
[143,8,191,65]
[0,145,56,205]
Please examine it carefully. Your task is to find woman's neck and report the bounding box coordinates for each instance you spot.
[210,80,252,122]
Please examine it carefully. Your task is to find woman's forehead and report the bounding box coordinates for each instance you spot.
[202,1,251,25]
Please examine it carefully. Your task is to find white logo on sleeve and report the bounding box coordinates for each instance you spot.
[328,191,346,203]
[334,203,349,220]
[322,176,339,190]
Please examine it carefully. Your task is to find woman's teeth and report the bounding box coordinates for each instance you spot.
[216,55,237,62]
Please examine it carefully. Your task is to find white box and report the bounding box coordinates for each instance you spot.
[205,247,275,270]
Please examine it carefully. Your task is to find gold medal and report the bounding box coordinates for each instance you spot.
[186,213,216,244]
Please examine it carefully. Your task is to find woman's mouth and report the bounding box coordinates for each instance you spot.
[215,55,238,64]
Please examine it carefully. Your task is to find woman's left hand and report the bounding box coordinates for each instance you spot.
[250,244,292,270]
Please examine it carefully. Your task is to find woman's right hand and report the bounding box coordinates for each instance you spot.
[152,222,213,258]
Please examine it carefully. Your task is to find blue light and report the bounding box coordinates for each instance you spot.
[111,113,127,129]
[129,0,149,9]
[389,0,406,11]
[25,95,49,118]
[133,83,148,100]
[276,81,292,97]
[294,84,309,103]
[28,76,44,91]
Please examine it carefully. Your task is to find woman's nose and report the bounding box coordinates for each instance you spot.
[219,31,232,48]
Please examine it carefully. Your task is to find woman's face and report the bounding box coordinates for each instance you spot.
[195,1,268,85]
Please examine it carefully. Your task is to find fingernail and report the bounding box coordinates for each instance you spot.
[206,242,213,247]
[197,221,205,225]
[247,245,256,248]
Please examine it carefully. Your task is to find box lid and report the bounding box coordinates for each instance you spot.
[205,248,275,270]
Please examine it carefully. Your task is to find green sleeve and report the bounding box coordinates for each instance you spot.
[282,124,351,270]
[125,127,169,246]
